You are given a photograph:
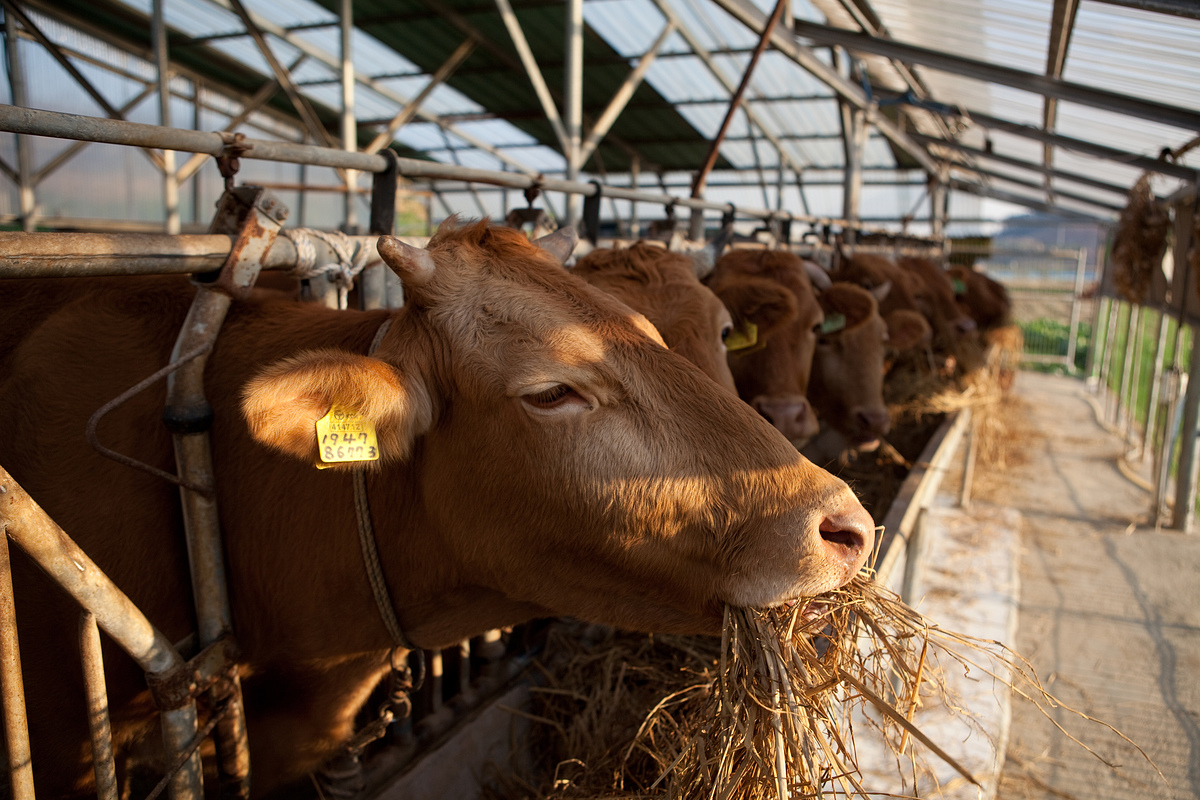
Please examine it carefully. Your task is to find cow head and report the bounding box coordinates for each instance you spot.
[949,266,1011,330]
[706,250,823,447]
[807,283,892,451]
[899,256,978,338]
[241,219,873,643]
[571,242,736,392]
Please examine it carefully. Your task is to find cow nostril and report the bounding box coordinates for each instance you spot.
[819,524,864,554]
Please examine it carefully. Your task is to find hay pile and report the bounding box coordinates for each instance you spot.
[490,572,1149,800]
[1112,173,1170,304]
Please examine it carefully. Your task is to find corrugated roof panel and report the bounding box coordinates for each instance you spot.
[1051,149,1167,196]
[583,0,670,58]
[672,0,759,51]
[1055,101,1195,160]
[794,138,845,169]
[291,24,419,78]
[164,0,243,37]
[394,121,449,151]
[863,136,898,169]
[240,0,335,28]
[497,146,567,171]
[292,59,339,84]
[871,0,1049,72]
[645,55,729,102]
[747,52,837,99]
[1066,4,1200,115]
[754,98,842,137]
[450,119,537,147]
[676,103,748,139]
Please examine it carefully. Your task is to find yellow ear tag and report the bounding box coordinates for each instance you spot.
[315,405,380,468]
[725,321,758,351]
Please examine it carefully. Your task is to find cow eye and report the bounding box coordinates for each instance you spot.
[520,383,591,413]
[720,322,734,342]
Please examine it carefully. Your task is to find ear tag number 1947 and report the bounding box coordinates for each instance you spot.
[315,405,380,468]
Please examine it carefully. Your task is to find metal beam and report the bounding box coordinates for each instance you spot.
[907,131,1148,200]
[708,0,939,174]
[792,18,1200,132]
[1043,0,1079,197]
[1088,0,1200,19]
[948,177,1105,220]
[4,9,35,231]
[364,39,473,155]
[153,0,179,234]
[340,0,357,231]
[564,0,583,223]
[952,108,1200,184]
[578,22,674,165]
[494,0,569,155]
[226,0,335,148]
[954,164,1125,213]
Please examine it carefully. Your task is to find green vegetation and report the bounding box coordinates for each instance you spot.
[1019,318,1091,374]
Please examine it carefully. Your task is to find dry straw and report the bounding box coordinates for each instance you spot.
[1112,172,1170,304]
[497,575,1160,800]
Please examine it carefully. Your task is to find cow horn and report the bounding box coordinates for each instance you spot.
[377,236,436,286]
[869,279,893,303]
[803,260,832,291]
[534,225,579,264]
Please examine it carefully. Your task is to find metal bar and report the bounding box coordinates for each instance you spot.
[1116,305,1136,428]
[1065,247,1087,370]
[154,0,180,235]
[0,106,944,237]
[708,0,939,174]
[793,18,1200,132]
[564,0,583,224]
[1141,310,1170,460]
[4,11,34,232]
[1174,325,1200,531]
[79,612,119,800]
[1042,0,1078,195]
[1122,305,1142,436]
[364,39,474,155]
[1088,0,1200,20]
[494,0,569,154]
[340,0,357,232]
[577,21,675,165]
[691,0,790,203]
[948,178,1105,220]
[957,165,1126,214]
[1099,300,1121,419]
[939,108,1200,184]
[0,465,205,799]
[909,132,1150,200]
[0,522,34,800]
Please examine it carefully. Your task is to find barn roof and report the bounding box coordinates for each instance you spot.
[6,0,1200,234]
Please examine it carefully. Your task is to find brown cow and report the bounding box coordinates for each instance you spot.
[829,251,918,319]
[0,219,873,797]
[897,256,977,342]
[807,284,930,451]
[705,249,823,445]
[949,265,1011,330]
[571,242,736,391]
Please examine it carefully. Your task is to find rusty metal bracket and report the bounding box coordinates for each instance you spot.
[196,184,288,300]
[216,132,251,193]
[146,635,240,712]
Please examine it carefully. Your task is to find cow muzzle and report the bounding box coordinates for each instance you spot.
[751,394,821,444]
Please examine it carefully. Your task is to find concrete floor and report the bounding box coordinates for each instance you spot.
[971,371,1200,800]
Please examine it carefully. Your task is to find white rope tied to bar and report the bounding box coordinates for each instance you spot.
[284,228,370,309]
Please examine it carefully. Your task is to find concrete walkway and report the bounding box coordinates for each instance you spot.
[973,372,1200,800]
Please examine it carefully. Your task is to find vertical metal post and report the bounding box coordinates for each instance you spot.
[1127,306,1147,438]
[192,80,204,226]
[1173,325,1200,531]
[630,156,640,238]
[563,0,583,225]
[362,150,396,309]
[1099,300,1120,419]
[1141,310,1170,460]
[153,0,180,235]
[1116,305,1137,432]
[340,0,358,233]
[841,107,865,240]
[0,527,34,800]
[929,174,946,239]
[80,612,119,800]
[4,13,35,232]
[1065,247,1088,371]
[1153,368,1183,526]
[297,158,308,228]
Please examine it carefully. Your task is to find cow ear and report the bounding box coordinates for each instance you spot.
[885,310,932,350]
[709,277,798,339]
[241,349,433,466]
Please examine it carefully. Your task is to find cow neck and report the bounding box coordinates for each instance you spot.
[353,318,415,651]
